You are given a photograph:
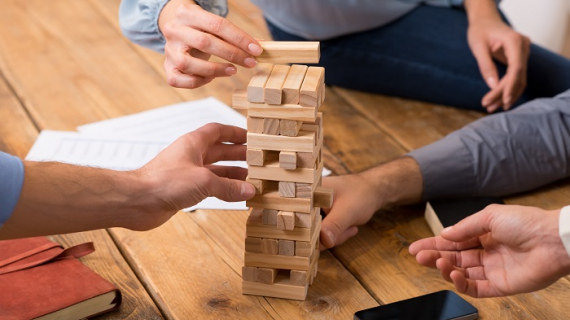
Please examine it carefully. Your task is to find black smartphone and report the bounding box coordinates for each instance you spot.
[354,290,478,320]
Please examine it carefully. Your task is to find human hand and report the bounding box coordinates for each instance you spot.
[132,123,256,230]
[158,0,262,89]
[319,174,380,249]
[409,204,570,298]
[465,0,530,113]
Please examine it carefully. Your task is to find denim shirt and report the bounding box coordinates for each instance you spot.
[0,152,24,228]
[119,0,466,53]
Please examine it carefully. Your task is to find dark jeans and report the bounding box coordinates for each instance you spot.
[266,5,570,111]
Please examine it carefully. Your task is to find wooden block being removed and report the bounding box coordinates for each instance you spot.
[242,266,257,282]
[261,238,278,255]
[300,67,325,108]
[245,237,262,253]
[248,63,273,103]
[263,118,280,135]
[246,149,267,166]
[280,120,303,137]
[247,117,264,134]
[278,181,296,198]
[256,268,278,284]
[282,65,308,104]
[247,188,313,213]
[290,270,307,286]
[279,151,297,170]
[277,211,295,230]
[262,209,278,226]
[295,212,311,228]
[278,240,295,256]
[314,187,334,208]
[264,64,290,105]
[247,177,267,194]
[257,41,320,64]
[295,241,312,257]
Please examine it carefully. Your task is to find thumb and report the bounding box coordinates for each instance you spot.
[320,206,357,248]
[206,175,256,202]
[441,207,494,242]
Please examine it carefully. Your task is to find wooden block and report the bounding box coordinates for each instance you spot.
[248,131,316,153]
[261,239,278,255]
[280,120,303,137]
[244,251,310,270]
[295,183,312,198]
[278,240,295,256]
[313,187,334,208]
[247,189,313,213]
[262,118,280,135]
[242,273,308,300]
[290,270,307,286]
[297,152,316,169]
[246,149,267,166]
[300,67,325,107]
[247,63,273,103]
[279,151,297,170]
[320,83,326,103]
[247,117,264,134]
[300,113,323,139]
[257,41,320,64]
[247,177,267,194]
[256,268,277,284]
[242,266,257,282]
[277,211,295,230]
[282,65,308,104]
[248,155,323,184]
[247,208,320,242]
[295,212,311,228]
[248,102,317,122]
[232,89,248,109]
[245,237,262,253]
[278,181,296,198]
[295,241,312,257]
[264,64,290,104]
[262,209,278,226]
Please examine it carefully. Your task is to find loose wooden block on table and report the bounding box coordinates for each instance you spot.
[263,118,280,135]
[279,240,295,256]
[282,65,308,104]
[242,266,257,282]
[261,238,279,255]
[264,64,290,104]
[256,267,278,284]
[247,63,273,103]
[248,131,316,153]
[277,211,295,230]
[246,149,267,166]
[278,181,296,198]
[245,237,262,253]
[280,119,303,137]
[247,177,267,194]
[279,151,297,170]
[247,117,264,134]
[300,67,325,108]
[257,41,320,64]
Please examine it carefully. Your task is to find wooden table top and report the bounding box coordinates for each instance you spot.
[1,0,569,319]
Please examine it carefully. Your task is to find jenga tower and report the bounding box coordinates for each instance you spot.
[232,42,333,300]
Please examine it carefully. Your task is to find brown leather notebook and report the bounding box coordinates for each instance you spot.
[0,237,122,320]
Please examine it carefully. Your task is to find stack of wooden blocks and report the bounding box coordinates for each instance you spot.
[232,41,333,300]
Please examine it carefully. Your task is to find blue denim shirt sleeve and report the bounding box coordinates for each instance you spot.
[0,152,24,228]
[408,89,570,200]
[119,0,228,53]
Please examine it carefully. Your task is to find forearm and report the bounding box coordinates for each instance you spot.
[0,162,157,239]
[357,156,423,210]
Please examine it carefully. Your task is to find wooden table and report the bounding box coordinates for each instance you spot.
[1,0,569,319]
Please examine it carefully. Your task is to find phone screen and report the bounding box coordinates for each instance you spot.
[354,290,478,320]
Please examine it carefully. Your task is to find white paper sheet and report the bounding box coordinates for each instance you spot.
[27,97,330,211]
